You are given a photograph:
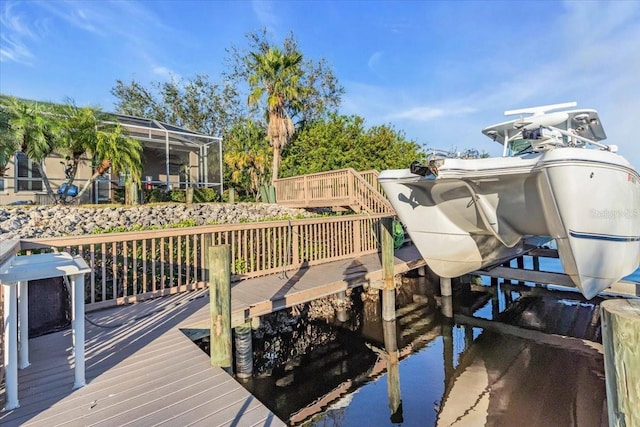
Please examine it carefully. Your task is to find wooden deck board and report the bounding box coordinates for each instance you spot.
[121,384,251,426]
[13,353,214,423]
[1,245,425,426]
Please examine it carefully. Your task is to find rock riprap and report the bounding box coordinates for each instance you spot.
[0,203,314,242]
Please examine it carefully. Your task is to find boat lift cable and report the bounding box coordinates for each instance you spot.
[279,219,292,280]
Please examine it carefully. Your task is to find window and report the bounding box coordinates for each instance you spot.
[15,152,43,191]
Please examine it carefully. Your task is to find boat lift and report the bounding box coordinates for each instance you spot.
[474,247,640,298]
[0,240,90,411]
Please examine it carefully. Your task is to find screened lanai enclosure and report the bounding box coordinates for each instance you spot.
[109,114,223,199]
[1,109,222,205]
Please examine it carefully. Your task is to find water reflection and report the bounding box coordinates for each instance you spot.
[234,276,607,426]
[383,318,402,423]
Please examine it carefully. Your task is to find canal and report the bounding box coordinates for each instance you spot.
[195,264,612,426]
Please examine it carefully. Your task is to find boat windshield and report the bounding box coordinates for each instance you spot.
[508,138,532,156]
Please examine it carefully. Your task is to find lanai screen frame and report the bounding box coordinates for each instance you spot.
[108,114,223,194]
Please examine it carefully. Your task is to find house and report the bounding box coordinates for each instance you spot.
[0,112,223,205]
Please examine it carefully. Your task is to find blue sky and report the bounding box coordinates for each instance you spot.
[1,0,639,168]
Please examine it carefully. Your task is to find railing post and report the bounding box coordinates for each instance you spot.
[71,273,86,389]
[354,219,362,255]
[304,175,309,207]
[3,283,19,410]
[207,243,232,372]
[292,223,300,266]
[18,281,29,370]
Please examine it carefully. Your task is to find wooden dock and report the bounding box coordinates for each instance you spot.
[0,245,425,426]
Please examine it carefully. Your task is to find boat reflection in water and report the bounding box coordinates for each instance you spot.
[239,276,607,426]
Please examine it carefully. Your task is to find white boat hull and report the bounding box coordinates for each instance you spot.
[379,148,640,299]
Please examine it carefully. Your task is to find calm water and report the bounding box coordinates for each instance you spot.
[225,260,638,426]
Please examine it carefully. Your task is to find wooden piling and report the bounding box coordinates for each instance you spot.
[440,277,452,297]
[251,316,261,330]
[441,295,453,318]
[336,290,349,323]
[234,321,253,380]
[381,217,396,321]
[207,243,232,371]
[601,299,640,427]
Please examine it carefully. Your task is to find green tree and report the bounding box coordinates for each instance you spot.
[1,96,60,202]
[223,118,271,200]
[0,106,17,177]
[281,113,422,176]
[111,74,239,137]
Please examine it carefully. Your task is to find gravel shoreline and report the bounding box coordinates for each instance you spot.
[0,203,315,243]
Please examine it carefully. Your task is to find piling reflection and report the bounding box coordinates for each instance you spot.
[229,275,607,426]
[438,280,607,426]
[382,319,402,423]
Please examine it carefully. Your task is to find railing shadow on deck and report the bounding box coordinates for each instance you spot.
[0,288,211,426]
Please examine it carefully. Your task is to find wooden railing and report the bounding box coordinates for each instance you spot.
[359,170,387,198]
[274,168,394,214]
[18,213,390,312]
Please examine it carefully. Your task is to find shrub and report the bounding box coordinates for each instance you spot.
[143,189,168,203]
[169,189,186,203]
[113,188,125,204]
[193,187,219,203]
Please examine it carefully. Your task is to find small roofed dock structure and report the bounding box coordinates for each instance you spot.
[1,239,90,412]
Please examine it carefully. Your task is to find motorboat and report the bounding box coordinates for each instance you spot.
[378,102,640,299]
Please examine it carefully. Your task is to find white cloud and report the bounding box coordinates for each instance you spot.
[0,2,38,64]
[390,106,476,122]
[152,66,178,81]
[367,51,383,73]
[252,0,279,32]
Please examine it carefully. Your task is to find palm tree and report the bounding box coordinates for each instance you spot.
[0,108,17,178]
[247,47,304,183]
[58,102,142,202]
[74,119,143,200]
[1,96,60,202]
